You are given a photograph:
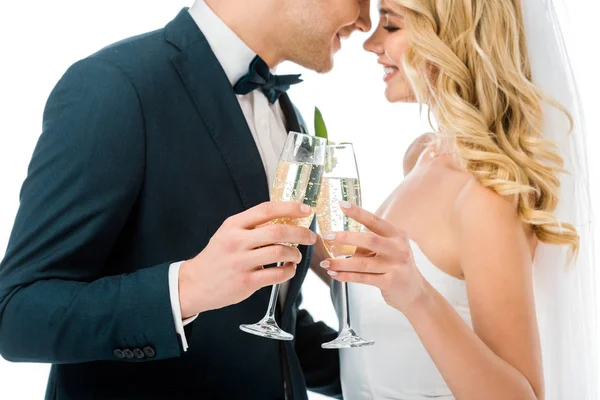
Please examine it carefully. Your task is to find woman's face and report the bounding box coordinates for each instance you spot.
[364,0,415,103]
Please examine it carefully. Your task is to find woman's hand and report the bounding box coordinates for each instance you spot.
[310,234,334,285]
[320,202,428,313]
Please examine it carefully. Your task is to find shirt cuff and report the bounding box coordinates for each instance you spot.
[168,261,198,352]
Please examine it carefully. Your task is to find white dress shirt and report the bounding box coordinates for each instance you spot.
[168,0,291,351]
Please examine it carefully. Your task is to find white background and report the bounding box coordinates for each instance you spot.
[0,1,598,399]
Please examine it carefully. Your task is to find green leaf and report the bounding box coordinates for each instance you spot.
[314,107,328,142]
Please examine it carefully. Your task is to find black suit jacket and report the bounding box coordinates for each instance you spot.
[0,9,340,400]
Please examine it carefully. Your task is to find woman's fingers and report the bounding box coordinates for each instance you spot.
[322,231,405,257]
[338,203,397,238]
[327,270,384,287]
[321,256,387,275]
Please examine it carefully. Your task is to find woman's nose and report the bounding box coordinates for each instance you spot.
[364,28,383,54]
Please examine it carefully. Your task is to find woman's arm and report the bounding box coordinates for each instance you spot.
[321,192,543,400]
[411,182,543,400]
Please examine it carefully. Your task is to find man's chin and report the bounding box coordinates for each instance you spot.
[290,46,335,74]
[306,54,335,74]
[316,60,335,74]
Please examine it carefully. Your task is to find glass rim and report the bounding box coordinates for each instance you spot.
[288,131,328,143]
[325,143,355,149]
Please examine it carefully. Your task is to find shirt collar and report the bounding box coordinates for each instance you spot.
[188,0,256,86]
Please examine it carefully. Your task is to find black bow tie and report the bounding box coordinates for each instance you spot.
[233,56,303,104]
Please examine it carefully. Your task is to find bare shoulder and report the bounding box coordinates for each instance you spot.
[451,177,534,270]
[403,133,435,176]
[454,179,519,225]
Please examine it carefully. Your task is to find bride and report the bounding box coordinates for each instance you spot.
[313,0,597,398]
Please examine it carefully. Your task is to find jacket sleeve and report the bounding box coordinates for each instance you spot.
[0,57,183,364]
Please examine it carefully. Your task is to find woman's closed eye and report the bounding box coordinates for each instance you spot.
[383,26,400,32]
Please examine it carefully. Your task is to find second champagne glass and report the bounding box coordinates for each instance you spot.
[240,132,326,340]
[316,144,375,349]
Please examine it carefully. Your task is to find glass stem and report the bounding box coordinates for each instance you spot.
[264,284,280,321]
[263,261,284,321]
[341,281,352,331]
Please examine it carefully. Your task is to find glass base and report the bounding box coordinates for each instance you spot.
[321,328,375,349]
[240,317,294,341]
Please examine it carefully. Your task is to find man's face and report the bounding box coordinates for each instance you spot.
[283,0,372,73]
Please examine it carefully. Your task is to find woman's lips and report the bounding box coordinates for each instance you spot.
[384,66,399,82]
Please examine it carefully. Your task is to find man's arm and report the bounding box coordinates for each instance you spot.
[0,56,318,364]
[0,57,183,363]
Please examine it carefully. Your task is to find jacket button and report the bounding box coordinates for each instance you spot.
[133,348,145,359]
[123,349,134,359]
[143,346,156,358]
[113,349,125,359]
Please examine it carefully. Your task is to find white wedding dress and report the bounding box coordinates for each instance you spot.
[336,1,598,399]
[335,241,472,400]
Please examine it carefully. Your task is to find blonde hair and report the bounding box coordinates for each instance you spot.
[394,0,579,254]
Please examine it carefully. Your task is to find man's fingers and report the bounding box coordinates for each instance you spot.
[247,245,303,268]
[226,201,312,229]
[252,263,297,287]
[248,223,317,248]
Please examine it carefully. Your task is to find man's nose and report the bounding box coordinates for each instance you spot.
[355,1,373,33]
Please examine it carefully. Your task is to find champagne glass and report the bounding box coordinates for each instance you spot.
[316,144,375,348]
[240,132,326,340]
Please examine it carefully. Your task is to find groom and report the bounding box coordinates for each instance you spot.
[0,0,371,399]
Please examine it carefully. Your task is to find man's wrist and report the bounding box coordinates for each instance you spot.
[179,260,204,319]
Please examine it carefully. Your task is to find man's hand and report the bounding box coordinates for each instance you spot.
[179,201,317,318]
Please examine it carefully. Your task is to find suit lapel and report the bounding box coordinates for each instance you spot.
[166,10,269,210]
[279,94,301,134]
[166,10,311,319]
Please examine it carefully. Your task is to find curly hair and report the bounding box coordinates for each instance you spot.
[394,0,579,254]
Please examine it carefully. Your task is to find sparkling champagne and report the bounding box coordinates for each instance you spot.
[316,177,362,258]
[271,161,323,228]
